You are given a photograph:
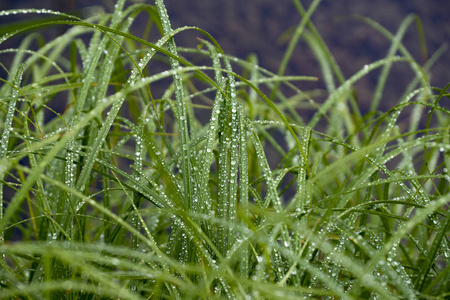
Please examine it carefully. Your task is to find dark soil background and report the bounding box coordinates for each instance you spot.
[1,0,449,113]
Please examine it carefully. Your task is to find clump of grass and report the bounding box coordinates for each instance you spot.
[0,0,449,299]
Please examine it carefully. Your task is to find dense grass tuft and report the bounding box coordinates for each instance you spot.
[0,0,449,299]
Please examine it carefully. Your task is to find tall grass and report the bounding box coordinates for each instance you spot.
[0,0,449,299]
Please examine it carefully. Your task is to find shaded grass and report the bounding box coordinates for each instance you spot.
[0,0,449,299]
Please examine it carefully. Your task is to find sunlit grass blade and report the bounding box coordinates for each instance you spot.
[0,63,25,262]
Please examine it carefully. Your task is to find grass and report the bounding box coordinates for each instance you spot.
[0,0,449,299]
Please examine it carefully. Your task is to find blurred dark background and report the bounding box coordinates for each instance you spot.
[1,0,449,113]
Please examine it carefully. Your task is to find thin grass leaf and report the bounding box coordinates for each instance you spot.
[269,0,322,100]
